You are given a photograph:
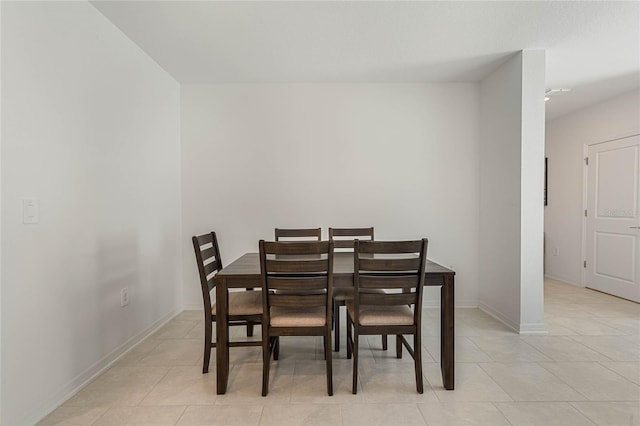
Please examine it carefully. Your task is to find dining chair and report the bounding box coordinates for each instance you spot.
[259,239,334,396]
[192,231,263,374]
[328,227,387,352]
[274,227,322,241]
[346,238,428,394]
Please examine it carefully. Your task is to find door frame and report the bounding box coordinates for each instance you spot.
[581,132,640,287]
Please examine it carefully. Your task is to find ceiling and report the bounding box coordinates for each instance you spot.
[92,1,640,120]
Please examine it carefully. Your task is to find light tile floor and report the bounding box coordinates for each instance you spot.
[39,279,640,425]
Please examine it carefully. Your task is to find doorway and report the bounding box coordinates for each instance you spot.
[584,134,640,302]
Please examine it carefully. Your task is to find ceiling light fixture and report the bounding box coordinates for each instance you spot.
[545,88,571,102]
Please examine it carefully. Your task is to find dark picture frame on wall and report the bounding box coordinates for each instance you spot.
[544,157,548,206]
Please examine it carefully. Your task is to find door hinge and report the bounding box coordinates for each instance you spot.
[584,260,587,268]
[585,209,587,217]
[585,157,589,166]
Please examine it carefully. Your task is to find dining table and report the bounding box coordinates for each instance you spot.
[213,251,456,394]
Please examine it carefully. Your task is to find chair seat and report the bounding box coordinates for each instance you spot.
[212,290,262,316]
[346,302,414,326]
[333,288,385,302]
[270,306,326,327]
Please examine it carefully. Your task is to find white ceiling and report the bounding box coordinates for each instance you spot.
[92,1,640,119]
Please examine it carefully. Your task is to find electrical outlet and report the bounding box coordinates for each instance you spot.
[553,247,560,257]
[120,287,129,307]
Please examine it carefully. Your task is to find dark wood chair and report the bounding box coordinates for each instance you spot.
[192,232,262,374]
[259,240,334,396]
[329,227,387,352]
[346,239,428,394]
[274,228,322,241]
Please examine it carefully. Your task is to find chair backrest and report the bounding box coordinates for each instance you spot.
[329,227,374,249]
[353,239,428,323]
[259,240,334,324]
[192,232,223,315]
[274,228,322,241]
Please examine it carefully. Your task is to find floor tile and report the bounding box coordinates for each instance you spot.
[140,366,217,406]
[522,336,612,362]
[540,362,640,401]
[571,401,640,426]
[341,403,426,425]
[259,403,342,425]
[424,363,512,402]
[215,362,293,405]
[417,402,510,425]
[37,406,109,425]
[600,361,640,385]
[176,405,263,426]
[495,402,595,425]
[479,363,586,401]
[423,337,492,363]
[569,336,640,361]
[467,337,552,362]
[93,406,186,425]
[138,339,203,366]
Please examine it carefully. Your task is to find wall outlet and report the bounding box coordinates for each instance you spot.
[553,247,560,257]
[120,287,129,307]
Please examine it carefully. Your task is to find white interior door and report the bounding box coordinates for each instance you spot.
[585,135,640,302]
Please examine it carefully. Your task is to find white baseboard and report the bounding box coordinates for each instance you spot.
[519,323,548,334]
[478,302,519,333]
[479,303,547,334]
[544,274,583,288]
[27,308,182,426]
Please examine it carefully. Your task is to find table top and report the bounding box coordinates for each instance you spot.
[216,252,455,279]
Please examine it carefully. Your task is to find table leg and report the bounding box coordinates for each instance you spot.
[216,279,229,394]
[441,275,455,390]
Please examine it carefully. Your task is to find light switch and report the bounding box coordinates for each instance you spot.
[22,198,39,224]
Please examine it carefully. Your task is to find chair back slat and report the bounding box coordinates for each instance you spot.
[265,258,329,273]
[260,240,334,326]
[193,232,223,312]
[359,274,420,289]
[358,257,422,272]
[354,239,428,316]
[329,227,374,249]
[360,292,416,306]
[268,293,327,307]
[275,228,321,241]
[358,240,422,254]
[267,276,328,291]
[263,241,328,255]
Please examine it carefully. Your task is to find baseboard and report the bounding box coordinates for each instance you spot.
[544,274,583,288]
[478,302,520,333]
[519,322,548,335]
[27,307,183,426]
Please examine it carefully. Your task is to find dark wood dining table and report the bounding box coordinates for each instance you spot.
[214,251,456,394]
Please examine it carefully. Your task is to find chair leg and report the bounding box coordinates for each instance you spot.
[352,331,359,394]
[247,321,254,337]
[382,334,388,351]
[334,300,341,352]
[346,315,353,360]
[396,334,402,359]
[203,320,212,374]
[325,333,333,396]
[262,332,271,397]
[274,336,280,361]
[414,333,424,394]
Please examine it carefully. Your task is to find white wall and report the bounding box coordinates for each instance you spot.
[1,3,182,425]
[181,83,480,308]
[479,50,546,333]
[545,89,640,285]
